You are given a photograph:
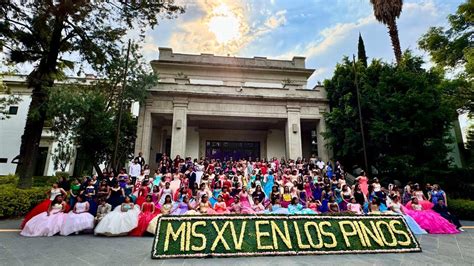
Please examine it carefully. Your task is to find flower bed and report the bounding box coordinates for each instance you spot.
[151,214,421,259]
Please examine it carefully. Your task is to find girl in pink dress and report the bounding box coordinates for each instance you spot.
[404,198,458,234]
[20,183,67,229]
[238,187,252,208]
[252,198,265,214]
[355,171,368,196]
[347,197,363,214]
[405,184,433,210]
[213,195,230,214]
[21,195,67,237]
[307,198,321,213]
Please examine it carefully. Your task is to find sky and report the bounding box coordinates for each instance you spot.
[134,0,464,88]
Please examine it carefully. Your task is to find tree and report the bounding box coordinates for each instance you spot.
[370,0,403,64]
[0,1,184,188]
[324,52,455,180]
[418,0,473,114]
[0,68,22,120]
[358,33,368,67]
[51,134,75,172]
[47,42,158,178]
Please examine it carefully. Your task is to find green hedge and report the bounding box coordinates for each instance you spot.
[0,174,19,185]
[449,198,474,220]
[0,184,48,218]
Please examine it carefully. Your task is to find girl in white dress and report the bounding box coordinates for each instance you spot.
[21,195,67,237]
[94,196,140,236]
[60,195,94,235]
[159,182,173,205]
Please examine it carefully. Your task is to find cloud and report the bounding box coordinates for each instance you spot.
[165,0,287,56]
[265,10,287,29]
[273,0,456,87]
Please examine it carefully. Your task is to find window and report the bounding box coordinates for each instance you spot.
[0,158,8,163]
[8,106,18,115]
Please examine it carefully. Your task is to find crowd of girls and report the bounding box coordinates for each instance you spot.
[20,153,464,237]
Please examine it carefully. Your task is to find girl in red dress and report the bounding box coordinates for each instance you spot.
[129,195,160,236]
[135,180,150,207]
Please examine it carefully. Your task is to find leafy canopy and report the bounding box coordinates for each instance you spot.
[324,52,455,180]
[46,43,158,174]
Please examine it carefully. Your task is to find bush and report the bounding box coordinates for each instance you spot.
[449,198,474,220]
[0,174,19,186]
[0,185,48,218]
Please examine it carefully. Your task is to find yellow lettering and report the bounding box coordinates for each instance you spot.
[186,222,191,251]
[293,221,310,249]
[255,221,273,250]
[211,221,231,251]
[358,221,384,247]
[389,220,412,246]
[230,221,247,250]
[164,222,186,252]
[304,222,323,249]
[319,221,337,248]
[353,219,367,247]
[338,221,358,247]
[191,221,207,251]
[271,221,292,249]
[376,221,397,247]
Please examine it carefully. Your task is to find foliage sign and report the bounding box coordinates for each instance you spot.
[151,215,421,259]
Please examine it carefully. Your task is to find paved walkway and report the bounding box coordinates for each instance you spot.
[0,219,473,265]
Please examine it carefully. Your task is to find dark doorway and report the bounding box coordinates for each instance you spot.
[34,147,49,176]
[205,140,260,161]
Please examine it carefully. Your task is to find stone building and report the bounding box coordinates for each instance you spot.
[135,48,331,169]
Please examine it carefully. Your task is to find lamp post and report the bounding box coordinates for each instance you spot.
[352,54,369,173]
[111,39,131,173]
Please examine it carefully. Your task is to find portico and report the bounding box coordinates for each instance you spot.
[135,48,330,169]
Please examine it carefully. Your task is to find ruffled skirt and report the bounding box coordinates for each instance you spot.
[94,206,140,236]
[21,211,66,237]
[60,212,95,236]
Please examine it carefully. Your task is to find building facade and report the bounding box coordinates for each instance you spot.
[0,75,96,176]
[135,48,331,170]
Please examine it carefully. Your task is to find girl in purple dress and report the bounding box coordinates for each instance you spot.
[171,196,192,215]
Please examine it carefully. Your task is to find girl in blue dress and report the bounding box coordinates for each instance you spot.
[430,184,447,205]
[288,197,316,214]
[210,182,222,207]
[83,180,98,216]
[320,186,332,213]
[263,171,275,198]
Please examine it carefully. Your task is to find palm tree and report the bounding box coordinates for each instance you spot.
[370,0,403,64]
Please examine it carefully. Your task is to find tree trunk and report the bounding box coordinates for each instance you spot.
[16,87,48,188]
[16,11,66,188]
[387,20,402,64]
[93,162,105,179]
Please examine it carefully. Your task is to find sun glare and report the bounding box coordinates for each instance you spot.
[208,4,241,44]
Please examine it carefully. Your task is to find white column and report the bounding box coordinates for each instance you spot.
[170,99,188,158]
[285,106,302,160]
[316,118,330,162]
[134,105,145,156]
[141,111,152,165]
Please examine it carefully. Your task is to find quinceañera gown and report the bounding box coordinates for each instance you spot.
[389,202,427,235]
[129,202,160,236]
[21,203,66,237]
[20,188,66,229]
[404,203,458,234]
[60,202,95,236]
[94,203,140,236]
